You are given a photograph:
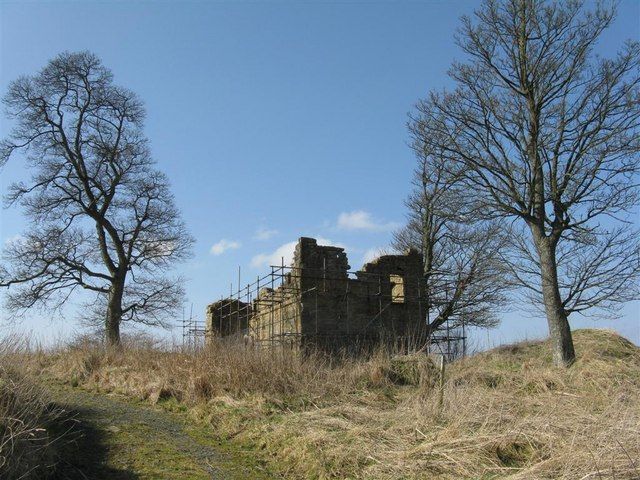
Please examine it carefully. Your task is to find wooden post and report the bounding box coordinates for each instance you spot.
[438,355,446,412]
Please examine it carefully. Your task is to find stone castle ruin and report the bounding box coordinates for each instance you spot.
[205,237,429,354]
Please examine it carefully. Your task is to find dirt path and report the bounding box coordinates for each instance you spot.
[47,383,273,480]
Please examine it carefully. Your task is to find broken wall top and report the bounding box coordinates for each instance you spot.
[293,237,423,277]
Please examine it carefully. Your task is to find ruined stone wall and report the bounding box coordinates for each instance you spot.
[296,237,350,339]
[205,299,251,342]
[206,237,427,354]
[295,237,426,353]
[250,285,301,348]
[356,249,427,349]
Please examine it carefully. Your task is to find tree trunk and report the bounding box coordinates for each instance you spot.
[105,280,124,346]
[533,232,576,367]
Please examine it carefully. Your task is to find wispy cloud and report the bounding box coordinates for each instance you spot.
[210,239,241,256]
[254,227,279,241]
[3,234,25,246]
[251,237,343,269]
[361,246,396,266]
[145,239,176,257]
[336,210,400,232]
[251,241,297,268]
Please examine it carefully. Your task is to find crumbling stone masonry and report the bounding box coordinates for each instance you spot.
[205,299,250,339]
[206,237,427,354]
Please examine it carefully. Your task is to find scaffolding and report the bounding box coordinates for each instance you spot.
[183,259,467,359]
[181,304,206,350]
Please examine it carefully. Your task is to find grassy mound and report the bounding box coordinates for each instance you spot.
[28,328,640,479]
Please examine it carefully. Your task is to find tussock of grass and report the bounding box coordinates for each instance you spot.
[27,329,640,479]
[40,336,381,406]
[0,337,70,480]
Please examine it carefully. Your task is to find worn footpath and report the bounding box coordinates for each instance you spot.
[47,382,274,480]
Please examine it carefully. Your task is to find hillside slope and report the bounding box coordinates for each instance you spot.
[30,328,640,479]
[214,329,639,479]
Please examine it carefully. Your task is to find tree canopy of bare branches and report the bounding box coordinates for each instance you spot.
[0,51,193,345]
[410,0,640,366]
[394,146,510,342]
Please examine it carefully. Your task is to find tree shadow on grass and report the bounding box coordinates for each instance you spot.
[50,404,139,480]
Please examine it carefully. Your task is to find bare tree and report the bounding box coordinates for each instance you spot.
[410,0,640,366]
[393,145,509,342]
[0,51,193,345]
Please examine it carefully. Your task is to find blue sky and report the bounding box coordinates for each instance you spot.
[0,0,638,346]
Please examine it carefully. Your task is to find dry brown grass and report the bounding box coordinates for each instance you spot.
[0,336,71,480]
[26,329,640,479]
[31,335,378,406]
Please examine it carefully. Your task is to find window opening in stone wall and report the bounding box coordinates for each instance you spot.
[390,274,405,303]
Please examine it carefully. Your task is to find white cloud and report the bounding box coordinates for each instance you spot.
[336,210,400,232]
[254,227,279,241]
[251,241,297,268]
[210,239,241,256]
[362,246,396,265]
[4,234,25,246]
[3,234,45,251]
[146,239,176,257]
[251,237,342,269]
